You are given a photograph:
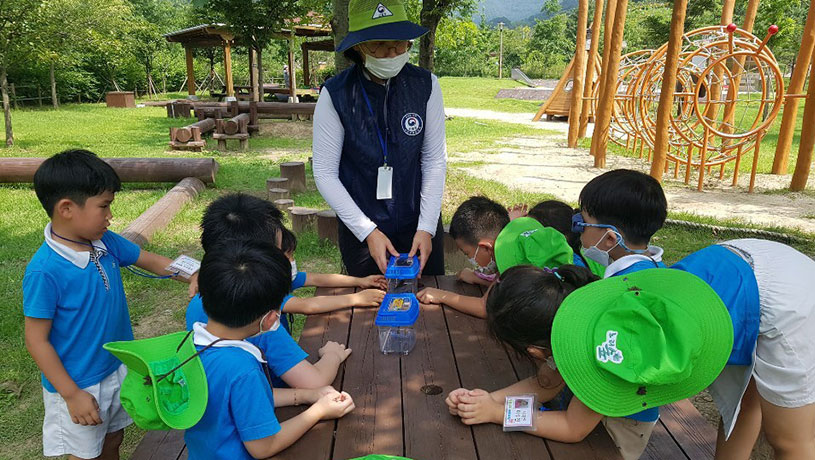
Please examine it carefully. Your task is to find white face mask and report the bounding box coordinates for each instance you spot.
[581,230,618,267]
[253,311,280,337]
[364,52,410,80]
[290,260,298,281]
[467,246,498,281]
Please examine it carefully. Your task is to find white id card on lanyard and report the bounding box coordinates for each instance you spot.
[377,166,393,200]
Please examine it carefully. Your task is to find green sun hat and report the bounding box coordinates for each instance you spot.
[494,217,574,274]
[551,269,733,417]
[103,331,208,430]
[336,0,429,53]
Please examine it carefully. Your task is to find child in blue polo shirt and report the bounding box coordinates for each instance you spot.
[187,239,354,459]
[672,239,815,459]
[185,193,354,390]
[277,227,387,332]
[23,150,197,460]
[573,169,668,277]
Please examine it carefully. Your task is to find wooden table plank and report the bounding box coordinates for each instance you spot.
[131,430,171,460]
[642,419,689,460]
[658,399,716,460]
[438,275,553,460]
[402,276,478,460]
[273,287,355,460]
[332,299,403,459]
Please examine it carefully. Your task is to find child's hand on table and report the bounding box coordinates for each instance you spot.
[507,203,528,221]
[417,287,446,305]
[456,268,480,285]
[314,391,356,420]
[456,389,503,425]
[318,341,352,363]
[352,289,386,307]
[359,275,388,290]
[303,386,339,404]
[446,388,470,416]
[65,389,102,426]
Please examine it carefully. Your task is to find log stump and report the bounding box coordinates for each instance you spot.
[268,188,290,202]
[266,177,290,191]
[273,199,294,213]
[290,207,318,233]
[280,162,306,193]
[316,210,338,245]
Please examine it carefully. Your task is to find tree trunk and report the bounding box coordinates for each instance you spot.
[419,8,442,71]
[50,61,59,109]
[256,46,264,96]
[332,0,351,72]
[1,67,12,147]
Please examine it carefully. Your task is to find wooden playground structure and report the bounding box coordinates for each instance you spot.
[551,0,815,192]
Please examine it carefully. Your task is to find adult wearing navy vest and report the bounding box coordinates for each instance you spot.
[313,0,447,277]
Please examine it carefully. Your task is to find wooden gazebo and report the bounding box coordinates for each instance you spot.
[165,16,332,102]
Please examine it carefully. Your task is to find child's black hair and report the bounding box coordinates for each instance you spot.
[280,226,297,255]
[199,239,292,328]
[200,193,283,252]
[578,169,667,245]
[449,196,510,246]
[528,200,583,256]
[33,149,122,218]
[486,265,598,362]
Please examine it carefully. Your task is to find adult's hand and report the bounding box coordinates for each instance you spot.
[366,228,399,274]
[409,230,433,275]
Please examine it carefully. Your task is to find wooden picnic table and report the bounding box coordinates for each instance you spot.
[132,275,718,460]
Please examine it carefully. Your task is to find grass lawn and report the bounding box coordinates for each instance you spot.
[438,76,543,113]
[0,80,812,459]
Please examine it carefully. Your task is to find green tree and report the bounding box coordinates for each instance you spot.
[418,0,477,71]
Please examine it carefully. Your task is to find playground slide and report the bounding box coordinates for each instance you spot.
[511,68,537,87]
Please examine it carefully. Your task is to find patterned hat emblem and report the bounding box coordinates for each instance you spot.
[372,3,394,19]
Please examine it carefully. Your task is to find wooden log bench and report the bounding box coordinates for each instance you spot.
[131,278,718,460]
[213,113,250,151]
[169,118,215,152]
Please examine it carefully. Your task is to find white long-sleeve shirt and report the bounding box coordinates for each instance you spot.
[312,72,447,242]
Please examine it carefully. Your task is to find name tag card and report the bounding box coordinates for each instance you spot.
[166,255,201,279]
[503,395,536,431]
[377,166,393,200]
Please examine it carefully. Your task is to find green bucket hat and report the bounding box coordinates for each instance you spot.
[103,331,208,430]
[551,269,733,417]
[336,0,429,52]
[494,217,574,274]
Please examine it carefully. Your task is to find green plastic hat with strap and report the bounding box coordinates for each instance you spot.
[494,217,574,274]
[551,268,733,417]
[336,0,429,52]
[103,331,208,430]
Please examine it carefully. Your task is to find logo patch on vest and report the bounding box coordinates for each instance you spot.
[596,330,624,364]
[372,3,394,19]
[401,113,423,136]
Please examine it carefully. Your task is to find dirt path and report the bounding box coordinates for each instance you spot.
[452,133,815,235]
[446,108,595,136]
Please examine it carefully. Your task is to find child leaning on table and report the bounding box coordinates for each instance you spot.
[446,265,733,460]
[277,226,387,332]
[23,150,197,460]
[671,239,815,459]
[185,193,352,389]
[185,239,355,460]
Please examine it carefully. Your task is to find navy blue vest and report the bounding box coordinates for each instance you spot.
[323,64,432,237]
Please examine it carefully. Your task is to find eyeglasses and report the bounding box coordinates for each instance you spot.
[571,213,616,234]
[361,40,412,58]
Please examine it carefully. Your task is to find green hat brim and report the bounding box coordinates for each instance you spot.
[104,331,208,429]
[336,21,428,53]
[551,269,733,417]
[495,217,574,274]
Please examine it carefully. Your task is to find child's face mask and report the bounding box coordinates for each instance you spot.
[253,311,280,337]
[581,230,617,267]
[467,246,498,281]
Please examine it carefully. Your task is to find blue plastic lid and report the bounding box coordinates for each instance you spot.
[375,293,420,327]
[385,254,420,279]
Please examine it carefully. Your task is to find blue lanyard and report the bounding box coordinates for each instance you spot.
[357,73,388,166]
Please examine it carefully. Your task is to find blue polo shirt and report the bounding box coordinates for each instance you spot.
[184,346,281,460]
[23,228,141,392]
[671,244,760,365]
[280,271,308,333]
[185,294,308,388]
